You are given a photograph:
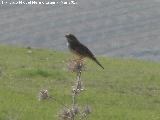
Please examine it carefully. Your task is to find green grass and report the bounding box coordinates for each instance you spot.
[0,45,160,120]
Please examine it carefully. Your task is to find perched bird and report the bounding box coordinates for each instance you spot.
[65,33,104,69]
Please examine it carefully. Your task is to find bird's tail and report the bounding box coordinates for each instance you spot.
[91,56,104,69]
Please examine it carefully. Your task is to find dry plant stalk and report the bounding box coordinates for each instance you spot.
[58,59,91,120]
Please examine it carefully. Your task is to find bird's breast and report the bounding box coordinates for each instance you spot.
[67,42,69,47]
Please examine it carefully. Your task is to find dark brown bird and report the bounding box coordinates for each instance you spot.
[65,33,104,69]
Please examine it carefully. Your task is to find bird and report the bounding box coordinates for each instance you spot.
[65,33,104,69]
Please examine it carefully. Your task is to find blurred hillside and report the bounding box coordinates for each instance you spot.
[1,45,160,120]
[0,0,160,60]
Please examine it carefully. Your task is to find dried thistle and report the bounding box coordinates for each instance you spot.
[38,89,49,101]
[71,105,79,115]
[58,105,80,120]
[82,105,91,117]
[72,80,84,95]
[67,59,85,73]
[58,107,75,120]
[58,108,70,120]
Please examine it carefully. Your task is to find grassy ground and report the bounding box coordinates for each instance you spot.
[0,45,160,120]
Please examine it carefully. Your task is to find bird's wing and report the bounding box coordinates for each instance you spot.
[79,44,104,69]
